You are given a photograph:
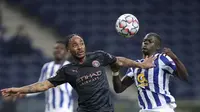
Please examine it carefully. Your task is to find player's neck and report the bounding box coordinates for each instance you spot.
[143,52,156,58]
[54,59,65,64]
[73,56,86,64]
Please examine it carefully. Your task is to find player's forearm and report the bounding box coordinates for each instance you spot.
[112,75,124,93]
[19,80,54,94]
[116,57,144,68]
[173,58,188,81]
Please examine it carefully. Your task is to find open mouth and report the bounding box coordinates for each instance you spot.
[142,47,148,51]
[77,51,84,55]
[142,47,147,50]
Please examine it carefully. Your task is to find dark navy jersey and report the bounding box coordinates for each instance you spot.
[48,50,117,112]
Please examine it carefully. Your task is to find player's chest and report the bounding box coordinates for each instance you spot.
[67,60,105,86]
[134,66,159,86]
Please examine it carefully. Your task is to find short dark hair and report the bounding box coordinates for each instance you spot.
[65,34,80,48]
[147,32,161,47]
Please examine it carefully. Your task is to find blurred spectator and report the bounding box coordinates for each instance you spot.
[8,24,33,55]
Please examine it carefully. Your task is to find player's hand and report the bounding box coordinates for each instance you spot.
[2,93,25,102]
[2,95,17,101]
[140,56,156,69]
[162,48,178,60]
[1,87,21,97]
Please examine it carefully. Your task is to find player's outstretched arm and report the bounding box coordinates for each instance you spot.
[115,56,155,69]
[1,80,54,97]
[163,48,188,81]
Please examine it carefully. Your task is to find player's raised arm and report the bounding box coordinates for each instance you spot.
[163,48,188,81]
[115,56,156,69]
[99,50,155,69]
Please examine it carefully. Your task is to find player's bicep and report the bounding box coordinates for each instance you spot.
[44,80,55,88]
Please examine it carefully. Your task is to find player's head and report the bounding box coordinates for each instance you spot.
[53,40,67,61]
[65,34,86,60]
[141,33,161,56]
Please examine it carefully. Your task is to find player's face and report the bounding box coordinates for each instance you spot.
[53,43,66,60]
[68,36,86,59]
[141,35,158,55]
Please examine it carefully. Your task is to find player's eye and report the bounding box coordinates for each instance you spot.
[80,42,84,45]
[72,44,78,48]
[143,39,149,43]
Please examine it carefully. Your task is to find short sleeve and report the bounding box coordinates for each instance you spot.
[125,68,135,78]
[48,67,68,87]
[98,50,117,65]
[159,54,176,74]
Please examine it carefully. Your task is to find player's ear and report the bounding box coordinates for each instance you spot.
[156,40,161,51]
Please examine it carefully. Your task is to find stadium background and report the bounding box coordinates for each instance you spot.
[0,0,199,112]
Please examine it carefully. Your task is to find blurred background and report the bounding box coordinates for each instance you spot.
[0,0,200,112]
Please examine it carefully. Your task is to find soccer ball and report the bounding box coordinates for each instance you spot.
[115,14,139,38]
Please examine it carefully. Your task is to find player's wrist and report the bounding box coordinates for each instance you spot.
[112,71,119,76]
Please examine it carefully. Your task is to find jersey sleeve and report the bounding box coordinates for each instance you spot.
[98,50,117,65]
[47,66,69,87]
[159,54,176,74]
[125,68,135,78]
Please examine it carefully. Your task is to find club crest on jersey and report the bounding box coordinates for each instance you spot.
[137,73,148,87]
[92,60,100,67]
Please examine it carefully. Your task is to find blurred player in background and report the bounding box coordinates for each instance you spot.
[1,34,156,112]
[112,33,188,112]
[7,41,74,112]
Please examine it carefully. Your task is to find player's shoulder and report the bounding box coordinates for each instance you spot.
[42,61,53,67]
[156,53,175,66]
[61,63,72,68]
[63,60,70,65]
[87,50,108,57]
[157,53,173,61]
[89,50,107,55]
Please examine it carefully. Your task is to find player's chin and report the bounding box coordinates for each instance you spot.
[76,54,85,59]
[142,49,149,54]
[55,55,63,60]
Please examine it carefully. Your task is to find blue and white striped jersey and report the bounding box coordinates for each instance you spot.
[28,61,73,112]
[126,53,177,110]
